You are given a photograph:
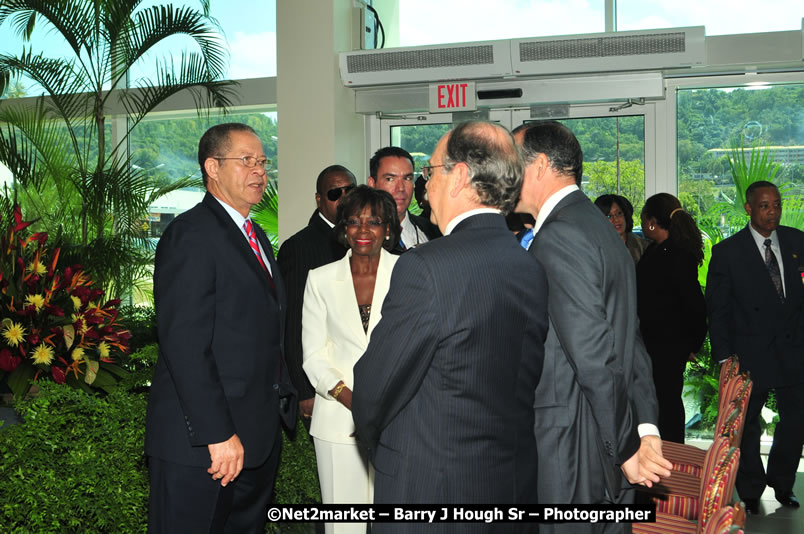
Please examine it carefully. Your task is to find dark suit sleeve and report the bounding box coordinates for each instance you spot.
[154,220,235,446]
[533,223,640,464]
[277,238,315,400]
[705,243,734,361]
[352,252,439,455]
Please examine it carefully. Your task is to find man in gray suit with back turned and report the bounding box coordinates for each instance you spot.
[353,121,549,532]
[514,121,672,534]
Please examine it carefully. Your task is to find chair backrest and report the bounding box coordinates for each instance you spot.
[700,435,730,488]
[702,502,744,534]
[697,446,741,534]
[731,501,745,532]
[715,401,741,440]
[716,372,751,429]
[715,374,752,444]
[718,355,740,388]
[702,505,734,534]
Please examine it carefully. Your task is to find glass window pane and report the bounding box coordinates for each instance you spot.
[131,111,279,240]
[677,83,804,236]
[617,0,804,35]
[520,117,646,215]
[390,123,452,214]
[397,1,604,47]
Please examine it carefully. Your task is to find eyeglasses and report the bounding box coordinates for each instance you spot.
[213,156,271,170]
[326,185,355,202]
[607,210,625,220]
[420,164,446,181]
[345,217,385,228]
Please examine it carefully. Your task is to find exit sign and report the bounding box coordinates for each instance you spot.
[428,81,476,113]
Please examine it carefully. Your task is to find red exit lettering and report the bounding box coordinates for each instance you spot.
[437,83,469,109]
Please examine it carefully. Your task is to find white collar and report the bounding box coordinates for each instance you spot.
[213,195,250,230]
[534,184,578,233]
[318,211,335,228]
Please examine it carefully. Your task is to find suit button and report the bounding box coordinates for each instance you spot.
[187,426,193,432]
[273,384,280,390]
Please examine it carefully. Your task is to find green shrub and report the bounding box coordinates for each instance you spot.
[0,343,321,533]
[267,419,321,533]
[0,383,149,533]
[118,306,158,354]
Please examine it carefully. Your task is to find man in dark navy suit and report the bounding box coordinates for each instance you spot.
[353,121,548,532]
[278,164,355,423]
[706,180,804,514]
[146,123,296,533]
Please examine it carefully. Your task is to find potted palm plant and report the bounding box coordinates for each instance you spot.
[0,0,236,297]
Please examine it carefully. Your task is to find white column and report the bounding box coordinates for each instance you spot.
[276,0,365,241]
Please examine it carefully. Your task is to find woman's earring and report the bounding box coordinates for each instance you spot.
[385,235,390,240]
[649,225,655,231]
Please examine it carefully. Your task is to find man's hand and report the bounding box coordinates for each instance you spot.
[300,397,315,419]
[621,435,673,488]
[208,434,244,487]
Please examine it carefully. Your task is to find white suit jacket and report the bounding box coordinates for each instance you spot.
[302,248,398,444]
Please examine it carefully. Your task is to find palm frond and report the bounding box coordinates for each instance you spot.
[252,177,279,253]
[0,0,94,58]
[112,4,229,87]
[727,135,782,207]
[119,52,237,128]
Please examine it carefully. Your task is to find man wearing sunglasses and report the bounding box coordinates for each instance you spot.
[278,165,357,425]
[368,146,440,252]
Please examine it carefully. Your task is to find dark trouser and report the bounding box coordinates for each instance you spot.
[736,383,804,500]
[650,351,688,444]
[148,433,282,534]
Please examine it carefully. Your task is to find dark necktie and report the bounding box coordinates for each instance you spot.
[244,219,275,289]
[764,238,784,301]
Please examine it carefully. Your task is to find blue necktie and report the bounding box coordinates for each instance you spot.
[520,228,534,250]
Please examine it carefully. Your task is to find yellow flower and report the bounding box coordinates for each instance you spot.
[71,295,82,311]
[30,343,55,365]
[72,347,85,362]
[2,321,27,346]
[25,294,45,312]
[26,260,47,276]
[97,341,110,358]
[77,317,89,335]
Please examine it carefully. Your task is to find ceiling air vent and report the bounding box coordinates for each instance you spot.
[512,27,705,76]
[340,40,512,87]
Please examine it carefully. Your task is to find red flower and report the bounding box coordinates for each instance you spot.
[12,205,34,232]
[30,232,48,245]
[46,304,65,316]
[51,366,66,384]
[0,348,21,372]
[28,333,40,346]
[103,298,122,308]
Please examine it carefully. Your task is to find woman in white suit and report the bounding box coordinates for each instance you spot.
[302,186,401,533]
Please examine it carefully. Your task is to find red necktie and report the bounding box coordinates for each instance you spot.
[244,219,275,288]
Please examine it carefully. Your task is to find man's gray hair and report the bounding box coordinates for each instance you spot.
[442,121,523,214]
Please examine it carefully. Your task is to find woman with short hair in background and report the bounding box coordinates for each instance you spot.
[594,194,650,264]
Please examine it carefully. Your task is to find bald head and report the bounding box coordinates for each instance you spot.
[442,121,523,213]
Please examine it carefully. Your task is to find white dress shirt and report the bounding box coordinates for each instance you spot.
[748,224,786,296]
[213,196,273,276]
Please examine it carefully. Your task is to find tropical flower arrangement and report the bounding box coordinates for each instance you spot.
[0,205,131,400]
